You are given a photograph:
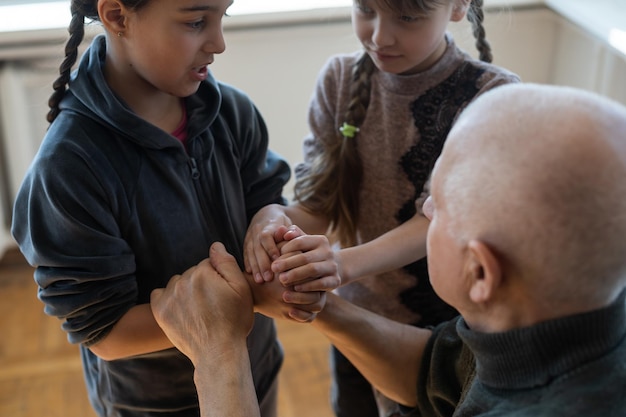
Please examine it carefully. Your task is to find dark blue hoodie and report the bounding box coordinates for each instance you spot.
[12,35,289,416]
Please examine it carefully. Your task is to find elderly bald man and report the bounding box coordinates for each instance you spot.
[151,83,626,417]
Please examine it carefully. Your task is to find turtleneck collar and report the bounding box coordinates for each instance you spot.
[375,33,470,96]
[458,290,626,390]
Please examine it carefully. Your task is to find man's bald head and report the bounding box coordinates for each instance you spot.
[433,84,626,306]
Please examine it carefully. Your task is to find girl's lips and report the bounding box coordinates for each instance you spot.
[372,51,400,61]
[191,65,208,81]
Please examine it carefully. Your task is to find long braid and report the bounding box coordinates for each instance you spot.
[46,0,151,124]
[294,52,376,247]
[467,0,493,62]
[47,2,82,123]
[46,1,100,123]
[467,0,492,63]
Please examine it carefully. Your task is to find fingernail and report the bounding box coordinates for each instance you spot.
[263,271,273,281]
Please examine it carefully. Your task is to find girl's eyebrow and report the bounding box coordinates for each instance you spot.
[179,1,233,12]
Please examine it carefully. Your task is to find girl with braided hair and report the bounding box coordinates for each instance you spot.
[11,0,334,416]
[244,1,520,416]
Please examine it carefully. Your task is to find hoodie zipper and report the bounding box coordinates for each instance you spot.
[188,157,200,179]
[187,152,220,251]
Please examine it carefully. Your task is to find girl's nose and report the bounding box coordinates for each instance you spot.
[204,26,226,55]
[371,18,394,48]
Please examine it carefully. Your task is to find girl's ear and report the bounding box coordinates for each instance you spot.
[465,239,502,304]
[450,0,471,22]
[98,0,127,35]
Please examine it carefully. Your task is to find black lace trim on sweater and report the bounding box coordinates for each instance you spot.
[398,63,486,326]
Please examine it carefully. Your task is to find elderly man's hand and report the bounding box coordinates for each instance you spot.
[150,242,254,364]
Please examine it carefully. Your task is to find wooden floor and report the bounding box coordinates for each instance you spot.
[0,248,335,417]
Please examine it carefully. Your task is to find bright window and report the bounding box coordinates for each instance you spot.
[229,0,352,15]
[0,0,352,33]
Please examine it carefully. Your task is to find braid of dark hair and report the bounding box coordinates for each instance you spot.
[46,0,99,123]
[294,52,375,247]
[467,0,493,63]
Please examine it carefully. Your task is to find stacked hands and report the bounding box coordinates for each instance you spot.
[151,224,340,355]
[244,224,341,322]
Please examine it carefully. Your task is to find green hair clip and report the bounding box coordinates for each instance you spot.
[339,123,360,138]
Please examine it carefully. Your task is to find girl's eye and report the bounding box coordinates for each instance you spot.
[355,4,373,14]
[187,19,205,30]
[399,14,425,23]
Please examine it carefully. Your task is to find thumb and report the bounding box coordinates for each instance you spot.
[150,288,163,305]
[209,242,243,283]
[149,288,166,322]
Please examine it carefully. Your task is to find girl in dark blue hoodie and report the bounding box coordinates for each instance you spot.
[11,0,331,416]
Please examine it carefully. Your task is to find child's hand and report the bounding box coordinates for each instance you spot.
[272,226,341,292]
[249,270,326,323]
[244,205,293,284]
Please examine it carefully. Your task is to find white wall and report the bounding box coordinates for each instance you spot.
[551,17,626,102]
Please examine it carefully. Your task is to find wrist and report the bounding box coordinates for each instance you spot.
[336,248,352,286]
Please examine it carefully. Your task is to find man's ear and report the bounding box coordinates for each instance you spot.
[465,239,502,304]
[98,0,127,35]
[450,0,471,22]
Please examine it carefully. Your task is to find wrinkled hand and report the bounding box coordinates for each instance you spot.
[244,204,293,283]
[272,225,341,292]
[150,242,254,364]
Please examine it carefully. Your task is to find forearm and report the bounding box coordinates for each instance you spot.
[339,213,429,284]
[88,304,173,360]
[311,294,431,406]
[193,342,260,417]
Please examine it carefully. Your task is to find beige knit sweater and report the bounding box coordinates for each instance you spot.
[295,34,520,325]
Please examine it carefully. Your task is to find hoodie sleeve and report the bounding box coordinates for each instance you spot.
[11,120,138,347]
